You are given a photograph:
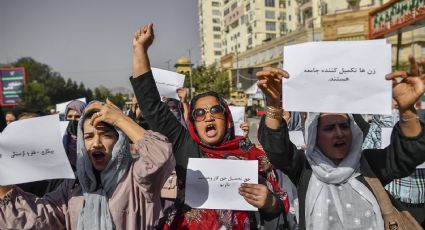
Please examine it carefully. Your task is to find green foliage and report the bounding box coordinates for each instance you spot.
[184,64,230,99]
[22,81,50,110]
[7,57,126,111]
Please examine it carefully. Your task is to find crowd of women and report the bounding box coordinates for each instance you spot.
[0,23,424,230]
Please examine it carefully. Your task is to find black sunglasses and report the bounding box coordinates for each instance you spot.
[192,104,225,121]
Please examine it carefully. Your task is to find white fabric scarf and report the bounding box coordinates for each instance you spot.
[304,113,384,230]
[75,105,133,230]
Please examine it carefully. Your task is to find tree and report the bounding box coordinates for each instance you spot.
[8,57,125,111]
[22,81,50,110]
[184,64,230,99]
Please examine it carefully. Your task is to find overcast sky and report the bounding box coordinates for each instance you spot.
[0,0,201,90]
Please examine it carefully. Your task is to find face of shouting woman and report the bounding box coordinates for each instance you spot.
[316,113,352,165]
[192,96,226,146]
[83,118,118,171]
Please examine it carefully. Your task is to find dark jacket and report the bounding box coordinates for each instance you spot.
[258,116,425,229]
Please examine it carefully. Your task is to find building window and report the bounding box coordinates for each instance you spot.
[265,0,275,7]
[246,3,251,11]
[266,33,276,40]
[288,0,291,6]
[213,18,220,23]
[215,51,222,56]
[212,9,221,16]
[212,1,220,7]
[213,26,221,32]
[214,42,222,48]
[214,34,221,39]
[288,15,291,21]
[224,8,230,16]
[265,10,275,19]
[266,21,276,31]
[231,2,238,10]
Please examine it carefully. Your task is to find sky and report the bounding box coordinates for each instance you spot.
[0,0,201,91]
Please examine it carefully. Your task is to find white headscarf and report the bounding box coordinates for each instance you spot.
[304,113,384,230]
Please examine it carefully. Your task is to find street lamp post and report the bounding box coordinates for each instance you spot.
[235,36,241,91]
[188,49,193,99]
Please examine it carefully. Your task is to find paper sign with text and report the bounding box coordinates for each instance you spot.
[0,115,75,185]
[185,158,258,211]
[60,121,70,137]
[229,106,245,136]
[283,40,392,114]
[152,68,185,99]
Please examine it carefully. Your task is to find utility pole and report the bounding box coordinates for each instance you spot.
[188,49,193,99]
[235,36,240,92]
[165,59,172,70]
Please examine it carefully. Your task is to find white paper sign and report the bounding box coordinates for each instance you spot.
[380,127,393,149]
[0,115,75,185]
[152,68,185,99]
[56,98,86,115]
[60,121,70,137]
[289,131,306,150]
[283,40,392,114]
[185,158,258,211]
[229,106,245,136]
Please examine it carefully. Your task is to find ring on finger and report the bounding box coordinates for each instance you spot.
[96,112,102,117]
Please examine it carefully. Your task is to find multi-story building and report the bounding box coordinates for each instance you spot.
[220,0,391,93]
[199,0,287,66]
[199,0,224,66]
[221,0,287,56]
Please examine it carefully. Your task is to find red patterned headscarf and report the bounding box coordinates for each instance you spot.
[164,92,289,230]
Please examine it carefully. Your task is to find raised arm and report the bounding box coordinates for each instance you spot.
[366,56,425,184]
[256,67,305,184]
[256,67,288,129]
[130,24,201,169]
[387,56,425,137]
[177,87,189,122]
[132,23,154,77]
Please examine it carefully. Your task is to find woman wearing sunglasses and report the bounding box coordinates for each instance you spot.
[130,23,294,229]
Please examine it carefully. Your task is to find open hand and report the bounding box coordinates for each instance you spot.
[85,99,125,127]
[256,67,289,105]
[386,56,425,112]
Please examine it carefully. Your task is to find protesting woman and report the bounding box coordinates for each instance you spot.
[0,100,175,229]
[130,23,293,229]
[256,58,425,229]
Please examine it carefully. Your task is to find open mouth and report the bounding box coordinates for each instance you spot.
[91,151,106,164]
[333,141,346,148]
[205,124,217,137]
